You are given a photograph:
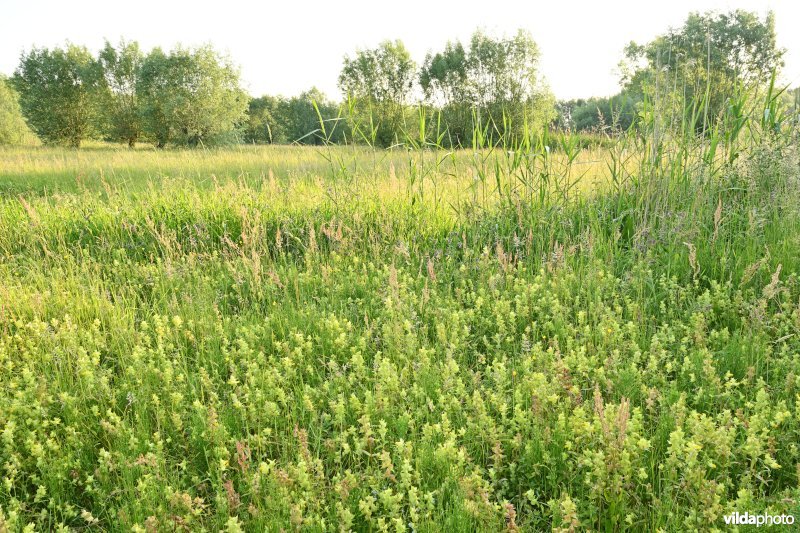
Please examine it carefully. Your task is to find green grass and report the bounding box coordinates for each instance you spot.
[1,128,799,531]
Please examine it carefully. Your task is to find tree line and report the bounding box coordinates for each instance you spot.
[6,41,248,148]
[556,10,786,134]
[0,10,791,149]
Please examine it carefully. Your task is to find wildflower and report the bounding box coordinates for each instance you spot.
[81,510,99,526]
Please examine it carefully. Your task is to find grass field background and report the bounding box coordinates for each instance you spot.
[1,136,799,530]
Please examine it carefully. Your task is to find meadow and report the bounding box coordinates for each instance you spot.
[1,119,800,531]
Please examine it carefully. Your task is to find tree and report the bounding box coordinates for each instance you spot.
[137,45,248,147]
[420,29,555,146]
[419,42,473,146]
[281,88,346,145]
[98,39,144,147]
[621,10,785,129]
[556,95,637,132]
[339,40,416,106]
[420,42,468,106]
[13,44,103,147]
[244,95,283,144]
[339,40,416,147]
[0,76,36,145]
[244,89,346,146]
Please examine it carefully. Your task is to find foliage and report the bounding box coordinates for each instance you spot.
[1,79,799,529]
[98,39,145,147]
[278,88,347,145]
[2,13,800,530]
[339,40,416,106]
[244,89,348,145]
[12,44,103,147]
[137,45,248,147]
[339,40,416,147]
[243,95,282,144]
[556,94,638,132]
[621,10,785,131]
[0,76,36,146]
[421,29,556,146]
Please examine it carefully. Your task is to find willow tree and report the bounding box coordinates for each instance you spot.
[98,39,145,147]
[137,45,248,147]
[13,45,103,147]
[420,29,555,146]
[338,40,416,147]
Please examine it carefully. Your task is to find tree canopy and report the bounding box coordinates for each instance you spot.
[137,45,248,147]
[13,45,103,147]
[420,29,555,145]
[98,39,145,147]
[4,13,790,148]
[244,89,346,145]
[620,10,784,127]
[339,40,416,105]
[338,40,417,147]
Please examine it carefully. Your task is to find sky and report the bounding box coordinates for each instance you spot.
[1,0,798,101]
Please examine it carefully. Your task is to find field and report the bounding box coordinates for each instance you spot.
[1,133,800,531]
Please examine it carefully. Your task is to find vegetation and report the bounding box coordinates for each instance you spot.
[11,43,248,148]
[620,10,784,133]
[554,10,784,134]
[421,29,555,146]
[244,89,347,145]
[555,95,637,133]
[2,7,800,531]
[136,45,248,148]
[339,40,417,147]
[9,12,784,148]
[12,45,104,147]
[0,76,36,146]
[2,74,799,529]
[97,40,145,148]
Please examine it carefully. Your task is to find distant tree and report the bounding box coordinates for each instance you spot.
[244,89,346,145]
[339,40,416,106]
[98,39,144,147]
[552,98,584,130]
[135,48,170,147]
[137,45,248,147]
[419,42,472,145]
[621,10,785,128]
[339,40,416,147]
[557,95,637,132]
[13,44,103,147]
[244,95,283,144]
[419,42,468,106]
[420,29,555,146]
[281,88,346,145]
[0,76,36,145]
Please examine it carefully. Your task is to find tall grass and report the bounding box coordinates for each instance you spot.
[0,82,799,531]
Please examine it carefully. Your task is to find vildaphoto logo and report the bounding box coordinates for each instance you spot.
[723,512,795,527]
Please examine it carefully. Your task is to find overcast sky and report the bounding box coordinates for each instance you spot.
[1,0,798,100]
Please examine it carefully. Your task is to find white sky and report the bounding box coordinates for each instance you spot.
[1,0,798,100]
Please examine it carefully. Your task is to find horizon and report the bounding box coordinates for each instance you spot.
[1,0,799,102]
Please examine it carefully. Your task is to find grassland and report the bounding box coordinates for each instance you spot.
[1,132,799,531]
